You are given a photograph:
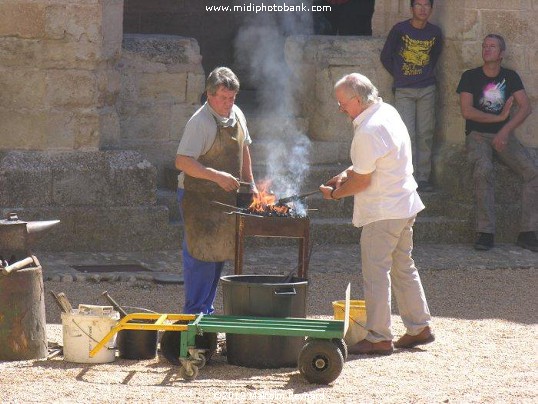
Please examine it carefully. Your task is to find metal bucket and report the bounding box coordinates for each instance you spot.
[221,274,308,368]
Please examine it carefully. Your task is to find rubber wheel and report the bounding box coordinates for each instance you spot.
[179,364,199,381]
[307,337,348,361]
[160,322,217,366]
[298,339,344,385]
[332,338,348,361]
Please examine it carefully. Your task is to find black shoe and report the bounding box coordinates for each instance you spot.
[516,231,538,252]
[474,232,494,250]
[417,181,434,192]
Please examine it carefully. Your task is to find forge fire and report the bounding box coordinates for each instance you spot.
[246,185,308,218]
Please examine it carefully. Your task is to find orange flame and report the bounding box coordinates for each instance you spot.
[248,182,290,215]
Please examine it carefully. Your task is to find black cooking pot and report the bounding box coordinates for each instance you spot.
[221,274,308,368]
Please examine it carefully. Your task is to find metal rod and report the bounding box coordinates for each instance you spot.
[277,190,319,205]
[102,291,129,318]
[211,200,243,211]
[1,256,34,275]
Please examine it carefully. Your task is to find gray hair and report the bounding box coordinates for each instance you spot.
[334,73,380,106]
[484,33,506,52]
[206,67,240,95]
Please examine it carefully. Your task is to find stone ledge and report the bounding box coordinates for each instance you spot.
[0,150,157,207]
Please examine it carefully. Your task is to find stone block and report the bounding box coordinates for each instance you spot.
[99,110,121,149]
[476,0,532,10]
[186,72,205,104]
[69,110,100,150]
[120,102,172,142]
[462,9,480,41]
[170,104,199,142]
[122,34,203,70]
[0,153,53,207]
[42,37,109,69]
[45,70,99,108]
[0,2,47,39]
[138,72,187,102]
[102,0,125,60]
[2,205,178,252]
[0,110,53,149]
[0,151,157,209]
[0,69,47,109]
[480,10,536,46]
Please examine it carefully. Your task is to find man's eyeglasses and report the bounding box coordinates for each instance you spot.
[338,96,357,111]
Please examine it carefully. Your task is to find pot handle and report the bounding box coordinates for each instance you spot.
[274,287,296,296]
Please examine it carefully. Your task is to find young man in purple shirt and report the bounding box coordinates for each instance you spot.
[380,0,442,192]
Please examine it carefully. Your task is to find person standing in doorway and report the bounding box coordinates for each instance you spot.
[380,0,442,192]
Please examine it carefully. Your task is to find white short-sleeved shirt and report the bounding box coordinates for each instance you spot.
[350,101,424,227]
[176,103,252,188]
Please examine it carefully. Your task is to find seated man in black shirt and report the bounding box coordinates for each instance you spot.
[456,34,537,252]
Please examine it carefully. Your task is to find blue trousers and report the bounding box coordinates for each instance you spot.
[177,188,224,314]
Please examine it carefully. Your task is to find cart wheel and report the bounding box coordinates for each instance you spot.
[193,353,206,369]
[179,364,199,381]
[298,339,344,385]
[160,322,216,366]
[332,338,348,361]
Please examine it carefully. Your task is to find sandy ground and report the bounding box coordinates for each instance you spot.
[0,263,536,403]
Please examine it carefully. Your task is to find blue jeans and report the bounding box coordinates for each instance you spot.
[177,188,224,314]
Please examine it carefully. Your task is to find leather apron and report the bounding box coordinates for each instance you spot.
[182,118,244,261]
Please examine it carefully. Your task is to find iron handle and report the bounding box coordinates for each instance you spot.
[274,287,296,296]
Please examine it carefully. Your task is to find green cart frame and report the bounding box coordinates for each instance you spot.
[90,286,351,384]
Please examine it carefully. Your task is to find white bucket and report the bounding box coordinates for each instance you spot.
[61,305,119,364]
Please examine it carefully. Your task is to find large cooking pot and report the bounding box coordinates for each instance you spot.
[221,274,308,368]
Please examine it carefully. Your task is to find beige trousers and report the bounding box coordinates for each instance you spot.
[360,216,431,342]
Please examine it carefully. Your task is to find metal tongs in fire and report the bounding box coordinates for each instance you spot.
[276,190,319,205]
[211,200,264,217]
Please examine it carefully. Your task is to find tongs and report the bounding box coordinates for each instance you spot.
[276,190,319,205]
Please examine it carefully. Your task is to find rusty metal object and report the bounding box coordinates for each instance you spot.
[0,213,60,260]
[234,215,310,278]
[0,264,48,360]
[0,213,60,361]
[1,256,35,275]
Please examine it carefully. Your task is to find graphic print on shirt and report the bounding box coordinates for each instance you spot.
[479,79,506,114]
[400,35,436,76]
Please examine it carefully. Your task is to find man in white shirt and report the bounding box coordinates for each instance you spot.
[320,73,434,355]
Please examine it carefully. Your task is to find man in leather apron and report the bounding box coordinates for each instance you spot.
[175,67,256,314]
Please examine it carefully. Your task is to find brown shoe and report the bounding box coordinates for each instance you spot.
[395,326,435,348]
[348,339,393,356]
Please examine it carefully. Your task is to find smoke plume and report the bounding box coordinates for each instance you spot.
[234,1,314,213]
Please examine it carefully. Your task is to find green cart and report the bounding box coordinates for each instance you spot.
[90,286,351,385]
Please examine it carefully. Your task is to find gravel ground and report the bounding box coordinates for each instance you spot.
[0,244,537,403]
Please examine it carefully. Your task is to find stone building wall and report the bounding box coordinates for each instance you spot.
[117,34,205,186]
[0,0,123,150]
